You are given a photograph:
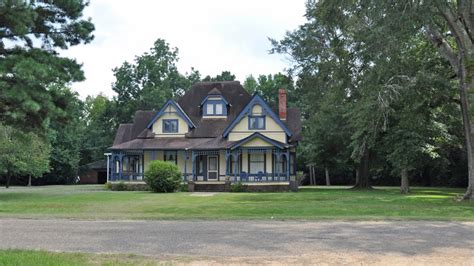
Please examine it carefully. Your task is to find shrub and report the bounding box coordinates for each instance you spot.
[104,182,112,190]
[144,160,182,193]
[115,181,127,191]
[178,182,189,192]
[231,182,246,192]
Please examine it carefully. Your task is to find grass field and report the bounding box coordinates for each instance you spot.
[0,185,473,220]
[0,250,168,266]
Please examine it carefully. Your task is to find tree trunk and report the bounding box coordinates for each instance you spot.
[459,55,474,200]
[352,148,372,189]
[28,175,32,187]
[325,167,330,186]
[400,168,410,194]
[355,168,360,186]
[312,166,317,185]
[5,173,11,189]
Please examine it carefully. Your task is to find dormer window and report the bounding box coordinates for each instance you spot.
[205,102,225,115]
[201,87,229,118]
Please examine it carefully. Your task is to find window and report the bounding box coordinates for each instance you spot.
[163,119,178,133]
[206,104,214,115]
[274,155,287,174]
[215,103,223,115]
[164,151,177,164]
[290,153,296,175]
[249,116,265,130]
[249,153,265,174]
[229,154,241,174]
[204,101,226,116]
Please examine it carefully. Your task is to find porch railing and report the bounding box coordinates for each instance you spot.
[110,172,144,182]
[230,172,289,182]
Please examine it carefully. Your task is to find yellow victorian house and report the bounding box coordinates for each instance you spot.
[107,81,302,188]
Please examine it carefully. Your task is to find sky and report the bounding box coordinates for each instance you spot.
[60,0,307,99]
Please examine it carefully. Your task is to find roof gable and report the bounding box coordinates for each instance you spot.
[146,99,195,129]
[222,93,293,137]
[230,132,288,150]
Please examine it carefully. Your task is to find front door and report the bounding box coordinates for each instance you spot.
[207,155,218,180]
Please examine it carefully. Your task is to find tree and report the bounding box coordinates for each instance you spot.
[0,124,50,188]
[81,93,116,165]
[112,39,194,123]
[302,0,474,199]
[43,86,84,184]
[243,73,296,107]
[271,1,463,192]
[0,0,94,133]
[26,133,51,186]
[202,71,236,82]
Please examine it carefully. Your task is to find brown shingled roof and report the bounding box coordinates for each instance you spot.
[110,81,302,150]
[113,124,133,145]
[179,81,252,138]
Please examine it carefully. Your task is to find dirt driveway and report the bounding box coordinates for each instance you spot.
[1,219,473,264]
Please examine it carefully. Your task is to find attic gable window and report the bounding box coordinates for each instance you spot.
[163,119,178,133]
[249,115,265,130]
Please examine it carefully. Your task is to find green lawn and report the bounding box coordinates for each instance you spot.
[0,185,473,220]
[0,250,168,266]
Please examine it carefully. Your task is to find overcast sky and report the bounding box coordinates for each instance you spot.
[60,0,307,99]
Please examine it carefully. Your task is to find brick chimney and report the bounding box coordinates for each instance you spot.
[278,88,287,121]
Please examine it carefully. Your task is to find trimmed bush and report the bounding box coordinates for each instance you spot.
[230,182,247,192]
[115,181,127,191]
[144,160,182,193]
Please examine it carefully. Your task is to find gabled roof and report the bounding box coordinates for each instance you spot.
[229,132,288,150]
[178,81,252,138]
[146,99,196,129]
[110,81,302,149]
[222,93,293,137]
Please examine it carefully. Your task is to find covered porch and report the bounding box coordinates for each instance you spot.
[107,147,295,183]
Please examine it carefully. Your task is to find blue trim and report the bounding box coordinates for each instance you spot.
[222,93,292,137]
[230,132,287,150]
[248,115,265,130]
[146,99,196,129]
[200,95,229,106]
[203,100,227,116]
[162,119,178,133]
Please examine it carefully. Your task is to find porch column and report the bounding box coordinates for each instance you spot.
[232,151,238,181]
[285,150,290,181]
[191,151,196,181]
[275,150,280,181]
[105,153,111,182]
[225,150,230,176]
[118,152,123,180]
[184,149,188,181]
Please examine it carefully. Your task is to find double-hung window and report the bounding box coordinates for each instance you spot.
[205,102,225,115]
[249,153,265,174]
[164,151,177,165]
[249,116,265,130]
[163,119,178,133]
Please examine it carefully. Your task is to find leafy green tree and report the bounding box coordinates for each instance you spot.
[81,93,117,165]
[26,134,51,186]
[0,124,50,188]
[271,1,463,193]
[243,73,295,107]
[43,86,84,184]
[112,39,194,123]
[202,71,236,82]
[301,0,474,199]
[0,0,94,133]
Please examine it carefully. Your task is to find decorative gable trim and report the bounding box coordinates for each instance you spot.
[230,132,288,150]
[146,99,196,129]
[222,93,293,137]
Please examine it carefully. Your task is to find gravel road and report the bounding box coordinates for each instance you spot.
[1,219,473,264]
